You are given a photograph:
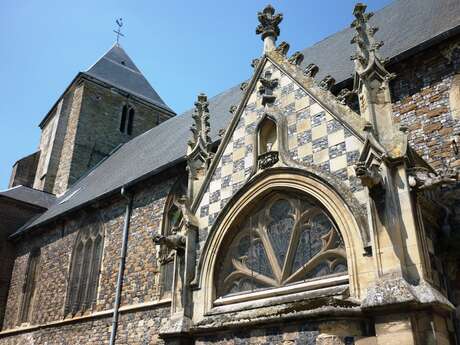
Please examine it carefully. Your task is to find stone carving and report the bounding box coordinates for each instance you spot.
[355,161,383,190]
[441,41,460,63]
[153,234,186,252]
[240,82,248,91]
[251,58,260,69]
[304,63,319,78]
[259,70,279,106]
[229,105,237,114]
[408,167,458,191]
[275,41,290,56]
[186,93,213,202]
[257,151,279,169]
[288,51,304,65]
[256,4,283,41]
[319,75,335,90]
[337,88,355,105]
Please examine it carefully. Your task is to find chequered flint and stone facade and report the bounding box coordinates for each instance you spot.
[2,2,460,345]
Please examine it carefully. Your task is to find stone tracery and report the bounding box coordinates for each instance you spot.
[215,191,347,298]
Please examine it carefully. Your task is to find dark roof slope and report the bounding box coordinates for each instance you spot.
[0,186,56,209]
[300,0,460,83]
[85,44,173,112]
[14,0,460,236]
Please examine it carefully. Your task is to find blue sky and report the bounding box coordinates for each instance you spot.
[0,0,392,189]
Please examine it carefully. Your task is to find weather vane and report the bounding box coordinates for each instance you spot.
[113,18,124,44]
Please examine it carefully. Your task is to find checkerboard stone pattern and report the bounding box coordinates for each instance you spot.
[197,61,365,248]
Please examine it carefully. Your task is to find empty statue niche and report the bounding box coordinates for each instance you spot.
[257,116,279,169]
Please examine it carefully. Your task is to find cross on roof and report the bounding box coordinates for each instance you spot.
[113,18,125,45]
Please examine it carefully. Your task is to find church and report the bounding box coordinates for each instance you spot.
[1,0,460,343]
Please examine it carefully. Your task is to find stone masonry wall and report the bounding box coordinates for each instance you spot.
[390,36,460,170]
[0,306,169,345]
[64,80,173,194]
[0,173,178,343]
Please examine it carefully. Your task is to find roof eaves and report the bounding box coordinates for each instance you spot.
[11,156,186,238]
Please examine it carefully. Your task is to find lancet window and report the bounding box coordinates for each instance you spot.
[159,177,187,298]
[215,191,347,299]
[65,221,104,315]
[120,104,135,135]
[19,248,40,323]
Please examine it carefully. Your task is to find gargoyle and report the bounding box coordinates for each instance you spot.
[408,167,458,191]
[355,161,383,190]
[152,234,186,251]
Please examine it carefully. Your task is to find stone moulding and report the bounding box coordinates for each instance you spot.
[196,169,369,317]
[361,277,454,312]
[213,275,349,308]
[193,289,361,332]
[0,299,171,338]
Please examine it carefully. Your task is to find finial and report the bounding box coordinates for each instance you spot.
[188,93,211,152]
[256,5,283,54]
[350,3,390,80]
[113,18,125,45]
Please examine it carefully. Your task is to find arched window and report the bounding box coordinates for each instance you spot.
[127,107,135,135]
[65,220,104,315]
[215,191,347,299]
[120,105,128,133]
[119,104,135,135]
[258,117,278,155]
[19,248,40,324]
[158,177,187,299]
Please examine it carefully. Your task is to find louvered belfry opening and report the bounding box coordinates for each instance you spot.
[65,221,104,315]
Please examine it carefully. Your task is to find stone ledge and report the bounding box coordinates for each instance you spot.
[0,299,171,337]
[194,287,361,332]
[361,277,454,311]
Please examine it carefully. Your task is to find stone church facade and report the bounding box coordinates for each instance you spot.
[1,1,460,344]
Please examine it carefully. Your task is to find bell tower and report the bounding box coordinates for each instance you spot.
[12,44,176,195]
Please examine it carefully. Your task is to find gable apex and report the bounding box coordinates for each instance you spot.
[84,43,173,112]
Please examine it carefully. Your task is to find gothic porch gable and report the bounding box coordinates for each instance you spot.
[192,49,371,255]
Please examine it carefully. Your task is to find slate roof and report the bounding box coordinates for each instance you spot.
[84,44,174,113]
[13,0,460,237]
[39,44,174,128]
[0,186,56,209]
[299,0,460,84]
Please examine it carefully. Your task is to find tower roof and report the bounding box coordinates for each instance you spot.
[84,44,173,112]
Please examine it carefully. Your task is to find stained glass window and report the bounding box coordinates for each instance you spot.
[215,191,347,298]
